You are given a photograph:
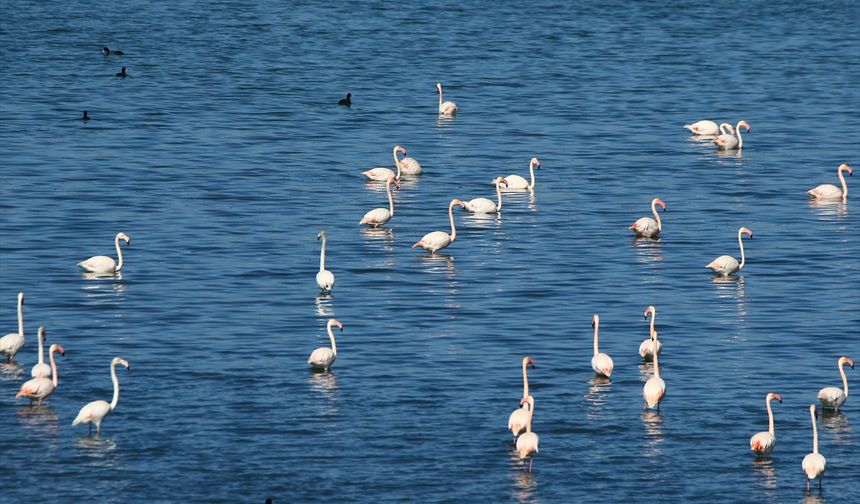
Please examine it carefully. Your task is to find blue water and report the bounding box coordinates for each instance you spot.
[1,1,859,502]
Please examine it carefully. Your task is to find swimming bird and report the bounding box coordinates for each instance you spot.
[591,314,614,378]
[750,392,782,457]
[808,164,853,201]
[630,198,666,238]
[308,319,343,371]
[713,120,750,150]
[316,231,335,292]
[499,158,540,191]
[78,232,130,274]
[115,66,127,77]
[683,120,720,136]
[436,82,457,116]
[464,177,507,213]
[73,357,130,435]
[508,356,536,439]
[706,226,752,276]
[817,356,853,411]
[103,47,124,56]
[31,326,51,378]
[642,329,665,411]
[0,292,25,363]
[360,177,399,227]
[81,111,90,121]
[639,305,662,361]
[397,148,422,176]
[802,404,826,491]
[412,199,465,254]
[516,395,539,472]
[362,145,405,182]
[16,344,64,405]
[338,93,351,106]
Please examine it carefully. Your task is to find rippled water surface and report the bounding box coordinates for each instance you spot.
[2,1,859,502]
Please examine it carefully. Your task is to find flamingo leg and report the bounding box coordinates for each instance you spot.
[528,457,534,472]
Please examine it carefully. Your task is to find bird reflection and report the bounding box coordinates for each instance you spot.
[308,372,339,415]
[711,275,747,321]
[632,237,664,267]
[802,490,826,504]
[462,212,503,229]
[0,361,25,381]
[17,405,60,436]
[418,253,456,274]
[820,410,851,444]
[75,436,119,467]
[687,135,717,143]
[808,198,848,219]
[638,361,654,382]
[512,470,539,503]
[81,271,127,298]
[641,411,664,456]
[435,115,456,128]
[359,227,396,255]
[315,294,335,317]
[751,459,777,491]
[585,376,612,420]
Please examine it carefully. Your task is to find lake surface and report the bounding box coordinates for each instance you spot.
[1,1,859,502]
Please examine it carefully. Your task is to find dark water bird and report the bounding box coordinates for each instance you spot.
[115,67,127,77]
[103,46,124,56]
[81,111,90,121]
[338,93,351,106]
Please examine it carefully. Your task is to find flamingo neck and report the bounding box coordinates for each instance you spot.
[495,181,504,212]
[839,361,849,397]
[521,361,529,398]
[838,168,848,199]
[811,408,819,454]
[386,181,395,216]
[16,296,24,337]
[448,202,458,242]
[526,400,534,433]
[115,234,124,271]
[438,86,444,109]
[109,361,121,410]
[50,348,59,387]
[766,396,775,435]
[647,309,656,337]
[528,161,536,190]
[737,229,747,270]
[652,200,662,231]
[327,321,338,356]
[392,148,402,180]
[652,335,660,378]
[37,330,44,365]
[319,237,327,272]
[593,321,600,356]
[735,121,745,150]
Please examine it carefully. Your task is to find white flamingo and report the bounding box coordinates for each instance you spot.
[0,292,25,363]
[308,318,343,371]
[591,314,614,378]
[802,404,826,491]
[362,145,405,181]
[360,177,399,227]
[397,147,422,176]
[78,232,130,274]
[508,356,536,439]
[684,120,720,136]
[436,82,457,116]
[750,392,782,457]
[464,178,507,213]
[639,305,662,361]
[630,198,666,238]
[16,344,64,405]
[713,120,750,151]
[316,231,335,292]
[72,357,130,435]
[808,164,853,201]
[817,356,853,411]
[516,395,539,472]
[707,226,753,276]
[643,329,665,411]
[412,199,465,254]
[500,157,540,191]
[31,326,51,378]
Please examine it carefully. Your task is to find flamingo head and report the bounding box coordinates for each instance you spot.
[50,344,65,356]
[738,120,751,132]
[113,357,131,370]
[740,227,753,239]
[317,231,327,240]
[591,313,600,327]
[643,306,656,320]
[451,199,465,208]
[388,177,400,189]
[18,292,24,304]
[117,232,131,245]
[395,145,406,155]
[531,157,541,170]
[839,356,855,369]
[492,177,508,188]
[839,164,853,176]
[38,326,46,340]
[654,198,667,211]
[769,393,782,403]
[524,356,536,369]
[330,319,344,331]
[436,82,442,93]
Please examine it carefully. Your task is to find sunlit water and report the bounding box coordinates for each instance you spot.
[1,1,859,502]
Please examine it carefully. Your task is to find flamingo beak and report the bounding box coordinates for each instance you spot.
[529,359,536,368]
[774,394,782,403]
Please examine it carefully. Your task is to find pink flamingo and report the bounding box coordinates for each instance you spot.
[508,356,536,439]
[362,145,405,181]
[713,120,750,150]
[397,148,422,176]
[707,226,753,276]
[73,356,130,435]
[464,178,507,213]
[808,164,853,201]
[308,319,343,371]
[642,329,665,411]
[802,405,826,491]
[16,344,64,405]
[78,232,130,273]
[516,395,539,472]
[684,120,720,136]
[630,198,666,238]
[0,292,25,363]
[817,356,853,411]
[500,158,540,191]
[750,392,782,457]
[360,177,399,227]
[316,231,335,292]
[436,82,457,116]
[31,326,51,378]
[412,199,465,254]
[591,314,614,377]
[639,306,662,361]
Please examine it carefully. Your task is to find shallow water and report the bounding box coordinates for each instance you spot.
[1,1,859,502]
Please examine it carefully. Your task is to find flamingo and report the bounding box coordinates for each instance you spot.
[16,344,64,405]
[0,292,25,363]
[412,199,465,254]
[516,395,539,472]
[362,145,405,181]
[802,404,826,491]
[684,120,720,136]
[639,305,662,361]
[643,329,665,411]
[817,356,854,411]
[31,326,51,378]
[436,82,457,116]
[630,198,667,239]
[316,231,335,292]
[507,356,536,439]
[707,226,753,276]
[73,357,130,435]
[464,178,507,213]
[499,157,540,191]
[308,319,343,371]
[78,232,130,274]
[713,120,750,151]
[397,147,422,176]
[750,392,782,457]
[808,164,853,201]
[591,314,614,378]
[360,177,399,227]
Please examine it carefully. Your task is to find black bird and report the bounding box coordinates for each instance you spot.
[81,111,90,121]
[115,66,127,77]
[338,93,352,106]
[103,46,124,56]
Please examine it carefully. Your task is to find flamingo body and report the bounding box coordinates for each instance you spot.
[362,167,397,181]
[516,432,539,460]
[508,408,529,438]
[684,120,720,136]
[502,175,529,190]
[591,353,614,378]
[707,227,752,276]
[817,356,853,411]
[31,326,50,378]
[713,120,750,151]
[360,208,392,227]
[638,338,662,361]
[308,319,342,371]
[0,292,25,362]
[630,217,659,238]
[463,198,497,213]
[316,270,335,291]
[436,82,457,116]
[399,157,422,176]
[16,378,55,403]
[500,158,541,191]
[808,164,852,200]
[79,232,130,273]
[750,432,775,456]
[643,376,665,409]
[413,231,452,254]
[803,453,826,484]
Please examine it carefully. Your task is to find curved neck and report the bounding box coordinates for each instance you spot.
[16,296,23,337]
[437,86,443,109]
[592,321,600,356]
[652,333,660,378]
[50,348,59,387]
[526,400,534,433]
[647,310,655,336]
[766,396,775,435]
[811,408,819,454]
[327,322,338,356]
[109,361,121,410]
[319,236,327,272]
[651,200,662,231]
[521,361,530,398]
[495,181,504,211]
[115,235,124,271]
[392,148,402,179]
[839,361,849,397]
[735,122,745,150]
[838,168,848,199]
[528,162,536,190]
[386,181,395,216]
[37,330,44,364]
[737,229,747,270]
[448,202,458,242]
